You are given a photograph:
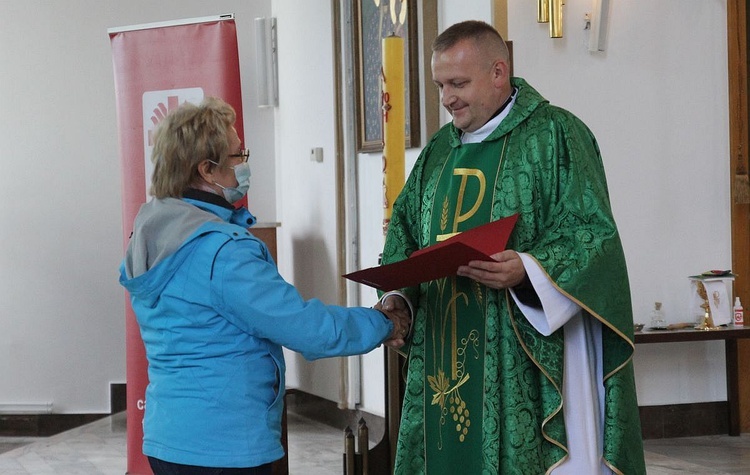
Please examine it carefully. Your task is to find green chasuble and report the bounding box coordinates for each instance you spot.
[382,78,646,475]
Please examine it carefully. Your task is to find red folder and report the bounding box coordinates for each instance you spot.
[344,214,519,291]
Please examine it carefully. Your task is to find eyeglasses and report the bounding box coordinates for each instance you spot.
[228,148,250,163]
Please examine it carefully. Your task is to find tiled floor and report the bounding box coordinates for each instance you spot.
[1,411,750,474]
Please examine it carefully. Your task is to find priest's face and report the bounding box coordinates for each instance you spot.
[432,38,509,133]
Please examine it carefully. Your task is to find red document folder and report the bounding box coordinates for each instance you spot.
[344,214,519,291]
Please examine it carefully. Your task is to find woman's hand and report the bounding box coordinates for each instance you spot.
[375,294,412,348]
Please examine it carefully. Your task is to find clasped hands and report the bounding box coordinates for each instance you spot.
[374,251,525,348]
[374,294,412,349]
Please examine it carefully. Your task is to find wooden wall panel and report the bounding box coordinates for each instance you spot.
[727,0,750,432]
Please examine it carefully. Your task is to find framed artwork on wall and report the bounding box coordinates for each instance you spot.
[353,0,420,153]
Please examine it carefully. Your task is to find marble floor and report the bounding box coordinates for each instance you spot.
[1,411,749,474]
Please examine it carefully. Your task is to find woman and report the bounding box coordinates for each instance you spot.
[119,97,410,475]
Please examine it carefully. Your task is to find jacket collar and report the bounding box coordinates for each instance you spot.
[182,188,257,228]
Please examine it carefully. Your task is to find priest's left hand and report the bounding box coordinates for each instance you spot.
[457,250,526,289]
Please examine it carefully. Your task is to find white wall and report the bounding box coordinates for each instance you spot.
[271,1,346,404]
[0,0,273,413]
[507,0,731,404]
[0,0,735,417]
[355,0,733,411]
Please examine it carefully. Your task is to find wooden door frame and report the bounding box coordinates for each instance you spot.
[727,0,750,432]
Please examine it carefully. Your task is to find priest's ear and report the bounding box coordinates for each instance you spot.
[491,59,510,84]
[492,59,510,89]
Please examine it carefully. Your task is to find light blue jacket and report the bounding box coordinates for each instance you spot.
[119,195,393,468]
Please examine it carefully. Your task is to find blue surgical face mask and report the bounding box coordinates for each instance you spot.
[211,160,251,203]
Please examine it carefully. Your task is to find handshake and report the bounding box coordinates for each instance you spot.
[374,291,413,349]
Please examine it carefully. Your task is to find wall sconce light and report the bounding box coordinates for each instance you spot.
[549,0,563,38]
[537,0,549,23]
[537,0,563,39]
[587,0,610,52]
[255,17,278,107]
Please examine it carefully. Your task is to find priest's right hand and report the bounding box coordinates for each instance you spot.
[375,302,411,348]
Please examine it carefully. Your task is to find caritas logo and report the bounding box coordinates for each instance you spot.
[141,88,204,199]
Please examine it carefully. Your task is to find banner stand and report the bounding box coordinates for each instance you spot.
[109,15,245,474]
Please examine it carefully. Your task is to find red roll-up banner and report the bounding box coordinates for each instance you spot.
[109,15,244,474]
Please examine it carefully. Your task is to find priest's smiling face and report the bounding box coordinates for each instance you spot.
[432,37,511,133]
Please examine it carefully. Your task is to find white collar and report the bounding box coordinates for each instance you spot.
[461,88,518,144]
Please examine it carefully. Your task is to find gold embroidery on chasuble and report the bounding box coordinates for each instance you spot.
[423,139,506,472]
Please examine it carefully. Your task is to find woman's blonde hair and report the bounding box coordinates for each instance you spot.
[150,97,237,198]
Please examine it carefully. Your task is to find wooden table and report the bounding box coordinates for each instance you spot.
[634,325,750,436]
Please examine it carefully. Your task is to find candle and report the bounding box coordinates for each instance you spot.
[382,33,405,235]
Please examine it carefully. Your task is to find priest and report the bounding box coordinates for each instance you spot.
[380,20,646,474]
